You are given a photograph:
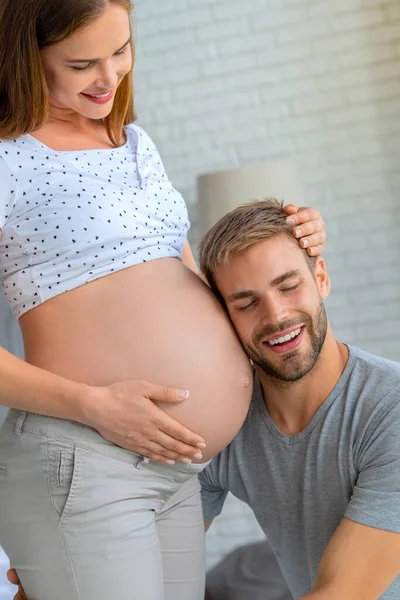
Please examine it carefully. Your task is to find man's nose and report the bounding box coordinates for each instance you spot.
[261,295,290,325]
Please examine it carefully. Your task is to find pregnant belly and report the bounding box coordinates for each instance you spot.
[20,258,253,459]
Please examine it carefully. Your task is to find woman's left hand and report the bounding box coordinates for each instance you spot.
[283,204,326,257]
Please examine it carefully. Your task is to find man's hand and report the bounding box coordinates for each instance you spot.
[204,520,213,532]
[7,569,27,600]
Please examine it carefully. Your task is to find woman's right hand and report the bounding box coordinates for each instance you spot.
[84,380,206,464]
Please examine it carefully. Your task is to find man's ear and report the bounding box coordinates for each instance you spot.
[314,257,330,299]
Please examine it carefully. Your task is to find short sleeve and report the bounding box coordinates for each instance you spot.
[0,157,17,230]
[345,390,400,533]
[199,456,230,522]
[132,124,169,183]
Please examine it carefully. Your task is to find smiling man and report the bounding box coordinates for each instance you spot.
[199,199,400,600]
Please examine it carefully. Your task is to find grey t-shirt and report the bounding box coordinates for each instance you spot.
[200,346,400,599]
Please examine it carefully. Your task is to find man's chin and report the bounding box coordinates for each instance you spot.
[256,350,315,383]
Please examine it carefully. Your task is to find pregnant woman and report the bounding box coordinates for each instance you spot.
[0,1,326,599]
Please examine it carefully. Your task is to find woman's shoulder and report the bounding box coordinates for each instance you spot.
[125,122,159,152]
[0,142,17,178]
[0,135,35,171]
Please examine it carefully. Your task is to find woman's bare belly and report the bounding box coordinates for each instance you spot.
[19,258,253,460]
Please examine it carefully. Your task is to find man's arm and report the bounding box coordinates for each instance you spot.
[300,518,400,600]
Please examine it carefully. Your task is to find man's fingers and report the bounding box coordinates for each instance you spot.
[7,570,27,600]
[7,570,20,585]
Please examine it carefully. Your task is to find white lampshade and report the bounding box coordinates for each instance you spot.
[197,159,305,235]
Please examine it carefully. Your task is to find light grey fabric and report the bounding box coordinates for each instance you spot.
[0,410,207,600]
[0,289,23,427]
[200,346,400,599]
[206,541,293,600]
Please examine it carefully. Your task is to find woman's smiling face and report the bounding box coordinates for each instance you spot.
[40,3,132,121]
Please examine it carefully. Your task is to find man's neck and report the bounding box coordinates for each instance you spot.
[257,329,349,436]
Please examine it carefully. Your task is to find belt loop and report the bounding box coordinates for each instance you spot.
[14,411,27,436]
[135,456,150,470]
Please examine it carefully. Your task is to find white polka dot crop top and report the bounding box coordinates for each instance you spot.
[0,124,190,318]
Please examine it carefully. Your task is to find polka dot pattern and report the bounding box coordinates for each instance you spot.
[0,124,190,318]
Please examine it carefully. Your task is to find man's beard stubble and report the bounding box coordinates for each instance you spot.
[244,299,328,384]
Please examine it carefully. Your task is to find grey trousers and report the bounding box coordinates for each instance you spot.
[0,410,207,600]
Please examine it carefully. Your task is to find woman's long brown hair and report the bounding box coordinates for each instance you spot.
[0,0,136,145]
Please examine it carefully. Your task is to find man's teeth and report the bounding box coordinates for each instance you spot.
[267,328,302,346]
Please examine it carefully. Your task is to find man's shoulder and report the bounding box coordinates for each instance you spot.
[351,345,400,372]
[349,345,400,390]
[346,345,400,421]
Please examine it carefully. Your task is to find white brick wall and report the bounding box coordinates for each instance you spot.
[133,0,400,567]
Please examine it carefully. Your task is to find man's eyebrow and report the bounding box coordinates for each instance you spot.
[68,38,131,63]
[270,269,301,287]
[227,290,258,303]
[226,269,301,302]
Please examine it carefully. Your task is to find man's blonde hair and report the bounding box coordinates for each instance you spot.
[199,198,314,292]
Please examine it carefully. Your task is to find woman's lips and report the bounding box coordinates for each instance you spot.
[80,91,114,105]
[262,326,306,354]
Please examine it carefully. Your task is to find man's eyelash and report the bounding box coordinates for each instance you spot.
[281,284,299,292]
[239,301,256,312]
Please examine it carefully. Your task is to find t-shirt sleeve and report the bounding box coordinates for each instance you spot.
[132,124,169,183]
[199,456,230,522]
[345,390,400,533]
[0,157,17,230]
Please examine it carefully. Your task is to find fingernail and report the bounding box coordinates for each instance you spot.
[286,217,296,225]
[166,459,175,465]
[196,443,207,449]
[302,239,309,247]
[193,453,203,460]
[295,228,302,237]
[176,389,189,400]
[181,457,192,464]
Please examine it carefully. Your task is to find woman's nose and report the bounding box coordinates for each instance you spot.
[96,62,119,89]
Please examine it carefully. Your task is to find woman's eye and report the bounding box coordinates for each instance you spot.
[71,64,92,71]
[115,46,128,56]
